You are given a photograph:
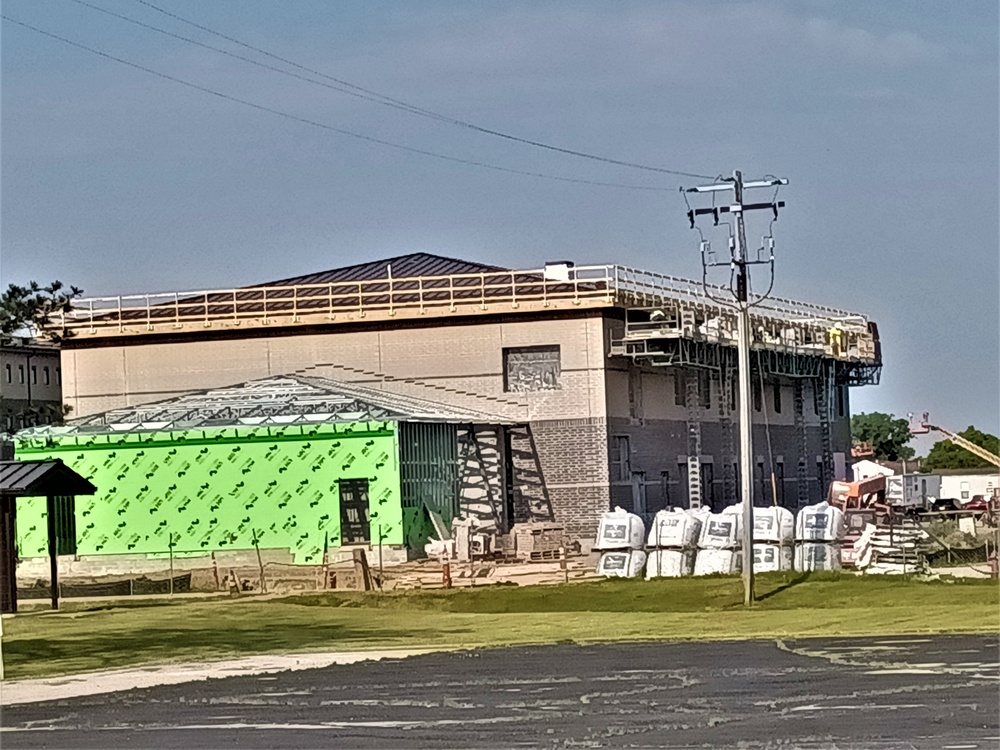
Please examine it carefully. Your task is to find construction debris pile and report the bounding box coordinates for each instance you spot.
[851,518,931,575]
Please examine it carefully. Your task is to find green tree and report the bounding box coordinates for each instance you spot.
[0,280,83,341]
[850,412,915,461]
[923,426,1000,470]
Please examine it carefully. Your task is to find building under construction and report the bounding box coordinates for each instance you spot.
[45,253,881,545]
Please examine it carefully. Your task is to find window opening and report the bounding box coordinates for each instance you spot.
[611,435,631,483]
[338,479,371,544]
[503,345,560,392]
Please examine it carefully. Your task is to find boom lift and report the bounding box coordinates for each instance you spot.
[908,412,1000,468]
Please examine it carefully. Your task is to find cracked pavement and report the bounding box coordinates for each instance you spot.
[2,634,997,748]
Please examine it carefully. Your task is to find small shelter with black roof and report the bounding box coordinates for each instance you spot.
[0,458,96,612]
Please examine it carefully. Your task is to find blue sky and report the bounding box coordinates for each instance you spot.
[2,1,997,447]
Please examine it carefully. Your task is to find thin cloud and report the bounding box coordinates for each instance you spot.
[804,17,941,68]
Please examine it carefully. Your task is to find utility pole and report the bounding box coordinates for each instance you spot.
[684,170,787,606]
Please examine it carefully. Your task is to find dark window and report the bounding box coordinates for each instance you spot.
[51,496,77,555]
[757,461,766,505]
[677,462,688,505]
[728,378,737,411]
[660,470,670,505]
[18,365,24,384]
[633,471,647,514]
[836,386,846,417]
[698,371,711,409]
[3,364,10,384]
[31,365,37,385]
[776,461,786,506]
[628,368,642,418]
[611,435,631,482]
[56,367,62,385]
[503,345,560,392]
[674,371,685,406]
[43,366,50,385]
[701,462,715,510]
[338,479,371,545]
[752,378,762,412]
[772,382,782,414]
[812,382,819,415]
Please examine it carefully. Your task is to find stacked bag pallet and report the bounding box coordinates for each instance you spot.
[794,501,846,571]
[592,502,860,578]
[645,508,702,578]
[694,506,742,575]
[594,507,647,577]
[752,506,795,573]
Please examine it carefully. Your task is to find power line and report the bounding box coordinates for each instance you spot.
[2,14,678,192]
[126,0,714,180]
[66,0,451,122]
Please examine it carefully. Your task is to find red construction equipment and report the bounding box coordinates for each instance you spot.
[827,474,887,510]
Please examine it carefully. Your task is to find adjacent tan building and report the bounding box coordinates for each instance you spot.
[1,337,63,433]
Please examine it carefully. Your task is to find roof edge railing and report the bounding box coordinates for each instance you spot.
[56,264,872,334]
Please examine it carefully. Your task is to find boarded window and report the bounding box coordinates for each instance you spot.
[503,346,560,392]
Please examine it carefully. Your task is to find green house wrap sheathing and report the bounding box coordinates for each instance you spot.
[15,421,401,564]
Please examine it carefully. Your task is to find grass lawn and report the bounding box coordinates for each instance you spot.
[3,572,998,680]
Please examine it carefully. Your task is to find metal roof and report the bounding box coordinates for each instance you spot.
[259,252,507,287]
[18,375,511,437]
[0,459,97,497]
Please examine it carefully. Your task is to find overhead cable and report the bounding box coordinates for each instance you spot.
[3,15,677,192]
[126,0,714,180]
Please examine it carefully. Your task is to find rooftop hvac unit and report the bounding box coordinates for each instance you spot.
[543,261,575,282]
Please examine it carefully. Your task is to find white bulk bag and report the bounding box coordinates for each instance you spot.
[697,512,742,549]
[795,502,847,542]
[794,542,842,571]
[647,509,702,549]
[598,549,647,578]
[693,548,742,576]
[753,506,795,545]
[594,507,646,550]
[645,549,695,578]
[753,543,794,573]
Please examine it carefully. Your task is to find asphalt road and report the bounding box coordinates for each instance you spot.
[3,634,998,749]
